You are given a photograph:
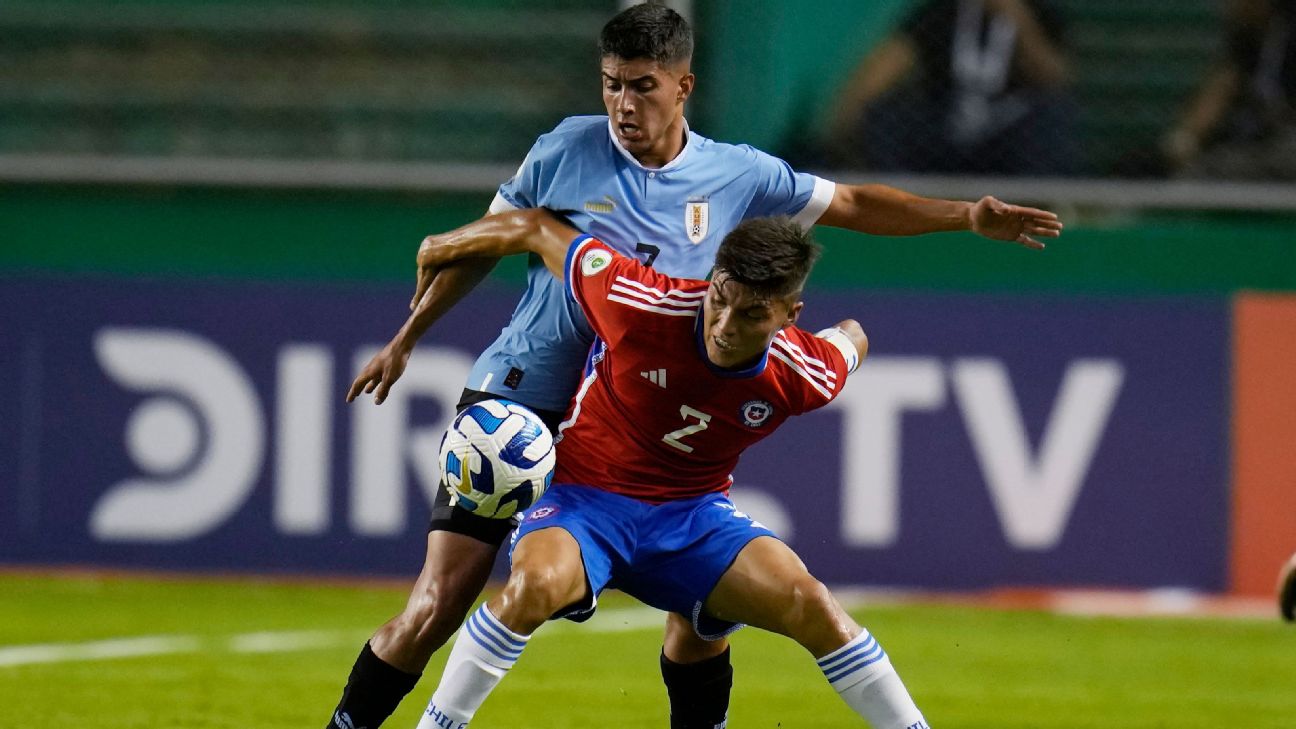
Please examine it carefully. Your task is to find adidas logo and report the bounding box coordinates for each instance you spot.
[640,368,667,388]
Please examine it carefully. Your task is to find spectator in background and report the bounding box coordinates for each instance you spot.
[1161,0,1296,179]
[825,0,1078,176]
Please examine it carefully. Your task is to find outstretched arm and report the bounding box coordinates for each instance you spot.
[414,209,578,282]
[348,209,580,404]
[816,184,1063,250]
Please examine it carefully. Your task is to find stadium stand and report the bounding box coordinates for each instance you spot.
[0,0,609,162]
[1053,0,1223,174]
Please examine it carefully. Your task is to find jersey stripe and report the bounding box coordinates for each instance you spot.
[606,294,701,317]
[555,368,599,439]
[564,235,600,309]
[613,275,708,300]
[774,334,836,377]
[772,336,838,388]
[609,282,704,310]
[769,348,834,399]
[792,177,836,228]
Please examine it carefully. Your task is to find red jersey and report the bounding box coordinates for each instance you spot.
[554,236,852,503]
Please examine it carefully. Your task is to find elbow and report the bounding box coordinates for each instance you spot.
[510,209,549,243]
[841,319,868,360]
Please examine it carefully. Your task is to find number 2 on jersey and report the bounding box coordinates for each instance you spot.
[662,405,711,453]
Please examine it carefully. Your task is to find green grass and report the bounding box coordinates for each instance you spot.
[2,573,1294,728]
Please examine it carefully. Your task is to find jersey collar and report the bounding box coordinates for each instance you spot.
[606,117,694,172]
[693,309,769,379]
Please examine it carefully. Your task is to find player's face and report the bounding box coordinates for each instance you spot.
[702,275,803,369]
[601,55,694,167]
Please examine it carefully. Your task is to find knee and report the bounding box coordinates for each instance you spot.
[401,577,479,643]
[494,561,583,632]
[663,612,728,663]
[782,578,851,643]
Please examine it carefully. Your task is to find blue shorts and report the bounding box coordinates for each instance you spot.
[509,483,777,640]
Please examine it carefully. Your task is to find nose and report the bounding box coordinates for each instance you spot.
[615,90,634,117]
[714,308,737,337]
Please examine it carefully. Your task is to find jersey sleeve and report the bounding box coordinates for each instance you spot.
[773,328,855,415]
[495,118,581,211]
[741,145,836,228]
[562,236,639,344]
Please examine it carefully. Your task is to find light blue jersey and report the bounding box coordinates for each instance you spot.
[468,115,836,412]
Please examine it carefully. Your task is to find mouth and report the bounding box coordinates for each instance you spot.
[712,336,734,352]
[617,122,642,141]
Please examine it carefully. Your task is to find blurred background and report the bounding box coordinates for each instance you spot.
[2,0,1294,600]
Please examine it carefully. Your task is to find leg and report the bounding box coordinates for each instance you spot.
[328,530,500,729]
[704,537,928,729]
[419,527,590,728]
[661,613,733,729]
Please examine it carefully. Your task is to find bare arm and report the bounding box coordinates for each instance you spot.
[348,209,581,404]
[415,209,578,281]
[816,184,1063,249]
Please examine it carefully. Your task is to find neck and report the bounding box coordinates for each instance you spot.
[635,115,687,168]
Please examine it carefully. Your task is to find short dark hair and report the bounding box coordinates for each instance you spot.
[598,2,693,65]
[712,217,821,299]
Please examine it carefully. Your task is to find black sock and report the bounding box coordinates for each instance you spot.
[661,647,733,729]
[327,641,421,729]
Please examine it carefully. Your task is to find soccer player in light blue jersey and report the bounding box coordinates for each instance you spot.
[328,5,1061,729]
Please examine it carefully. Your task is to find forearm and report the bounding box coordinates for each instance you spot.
[418,209,576,277]
[397,258,497,348]
[817,184,971,236]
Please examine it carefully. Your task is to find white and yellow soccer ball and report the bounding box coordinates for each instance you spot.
[439,399,555,519]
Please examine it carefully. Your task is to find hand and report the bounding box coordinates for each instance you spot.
[346,338,413,405]
[968,196,1063,250]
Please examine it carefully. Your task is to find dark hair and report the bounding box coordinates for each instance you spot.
[712,217,821,299]
[598,2,693,65]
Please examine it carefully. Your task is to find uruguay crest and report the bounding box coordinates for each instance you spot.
[685,199,709,244]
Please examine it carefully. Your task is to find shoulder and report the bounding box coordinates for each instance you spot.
[689,133,778,166]
[533,115,611,154]
[568,238,705,313]
[768,328,847,402]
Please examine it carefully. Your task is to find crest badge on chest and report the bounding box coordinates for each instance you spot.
[685,198,709,244]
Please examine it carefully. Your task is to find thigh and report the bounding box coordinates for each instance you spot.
[510,484,640,621]
[702,536,823,631]
[621,494,774,638]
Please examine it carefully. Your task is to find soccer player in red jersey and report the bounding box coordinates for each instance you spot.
[390,209,929,729]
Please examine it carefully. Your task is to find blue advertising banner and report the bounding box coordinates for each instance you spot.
[0,276,1231,590]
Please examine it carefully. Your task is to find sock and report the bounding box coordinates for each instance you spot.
[327,642,421,729]
[817,630,929,729]
[416,604,530,729]
[660,647,733,729]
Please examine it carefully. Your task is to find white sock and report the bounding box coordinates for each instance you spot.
[817,629,929,729]
[416,604,531,729]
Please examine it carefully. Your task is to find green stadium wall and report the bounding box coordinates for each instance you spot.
[3,183,1295,294]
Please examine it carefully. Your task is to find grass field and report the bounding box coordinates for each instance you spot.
[3,572,1294,728]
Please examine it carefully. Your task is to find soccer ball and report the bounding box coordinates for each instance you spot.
[439,399,555,519]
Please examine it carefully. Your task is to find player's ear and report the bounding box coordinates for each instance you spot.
[677,71,695,103]
[783,300,804,329]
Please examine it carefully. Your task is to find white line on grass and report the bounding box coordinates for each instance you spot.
[0,607,665,668]
[0,635,203,667]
